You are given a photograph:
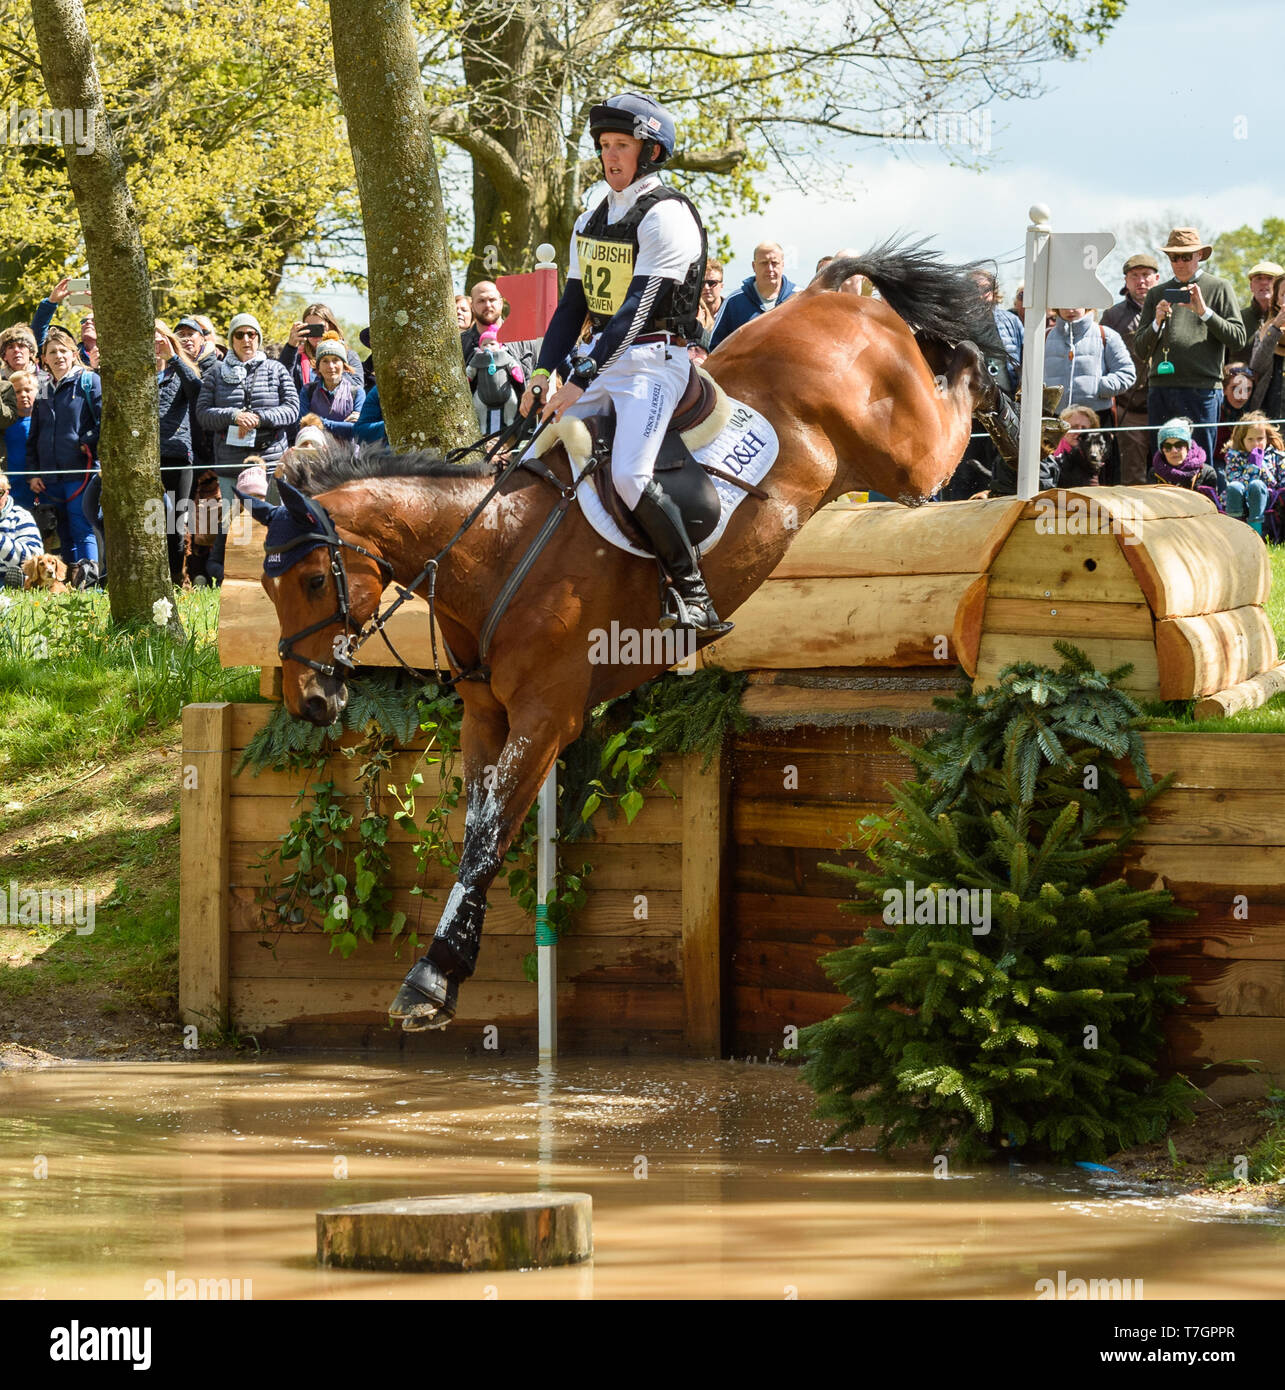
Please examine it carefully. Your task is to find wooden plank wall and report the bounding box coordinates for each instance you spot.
[725,724,1285,1095]
[182,702,1285,1088]
[183,703,695,1054]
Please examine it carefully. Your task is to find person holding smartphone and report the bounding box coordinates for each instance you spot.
[279,302,362,399]
[1133,227,1247,486]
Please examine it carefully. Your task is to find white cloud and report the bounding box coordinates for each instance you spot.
[713,156,1277,299]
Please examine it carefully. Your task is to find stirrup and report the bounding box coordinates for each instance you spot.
[659,583,733,636]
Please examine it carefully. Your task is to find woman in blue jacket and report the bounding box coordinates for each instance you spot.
[26,327,100,564]
[298,335,365,438]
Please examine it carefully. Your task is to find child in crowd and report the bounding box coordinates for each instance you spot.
[1223,411,1284,537]
[1151,418,1218,492]
[0,469,43,577]
[1049,406,1110,488]
[1214,362,1255,465]
[3,370,38,510]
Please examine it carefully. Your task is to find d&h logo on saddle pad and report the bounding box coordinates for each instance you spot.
[535,372,780,558]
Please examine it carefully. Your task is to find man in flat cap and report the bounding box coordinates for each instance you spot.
[1242,260,1285,341]
[1102,253,1161,483]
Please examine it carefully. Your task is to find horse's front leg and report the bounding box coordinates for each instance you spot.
[388,685,509,1031]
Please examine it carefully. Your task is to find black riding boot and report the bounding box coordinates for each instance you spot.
[630,479,732,636]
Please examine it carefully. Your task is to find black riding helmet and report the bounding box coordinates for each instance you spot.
[588,92,677,182]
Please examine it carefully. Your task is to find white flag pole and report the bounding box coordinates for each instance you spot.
[536,765,558,1061]
[1016,204,1053,501]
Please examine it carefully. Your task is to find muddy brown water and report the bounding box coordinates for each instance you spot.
[2,1058,1282,1299]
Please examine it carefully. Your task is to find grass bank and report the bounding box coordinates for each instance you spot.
[1140,541,1285,732]
[0,589,259,1059]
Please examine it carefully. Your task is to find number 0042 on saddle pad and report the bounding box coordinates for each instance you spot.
[536,373,780,558]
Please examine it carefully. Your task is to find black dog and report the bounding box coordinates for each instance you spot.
[1053,430,1113,489]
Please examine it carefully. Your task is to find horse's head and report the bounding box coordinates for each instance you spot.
[251,478,390,726]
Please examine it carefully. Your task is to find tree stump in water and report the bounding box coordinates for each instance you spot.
[317,1193,593,1272]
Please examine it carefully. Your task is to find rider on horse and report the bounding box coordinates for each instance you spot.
[519,91,730,636]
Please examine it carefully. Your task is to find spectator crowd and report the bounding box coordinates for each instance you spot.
[4,220,1285,591]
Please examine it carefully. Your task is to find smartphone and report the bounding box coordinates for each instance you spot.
[300,323,326,338]
[1160,286,1191,304]
[67,276,91,309]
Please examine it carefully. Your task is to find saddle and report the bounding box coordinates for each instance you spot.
[532,363,742,553]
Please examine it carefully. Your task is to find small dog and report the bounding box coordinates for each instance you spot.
[1054,430,1113,489]
[21,552,70,593]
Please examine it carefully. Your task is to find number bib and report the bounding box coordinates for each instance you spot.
[578,236,635,318]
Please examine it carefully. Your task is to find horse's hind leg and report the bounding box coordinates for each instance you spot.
[389,686,509,1031]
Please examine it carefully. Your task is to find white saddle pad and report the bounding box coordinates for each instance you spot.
[532,372,779,557]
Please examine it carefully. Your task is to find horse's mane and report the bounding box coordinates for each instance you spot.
[281,438,495,497]
[813,238,1005,357]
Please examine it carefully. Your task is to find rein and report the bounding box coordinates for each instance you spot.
[273,398,577,687]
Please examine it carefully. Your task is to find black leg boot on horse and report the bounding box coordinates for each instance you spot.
[630,479,733,636]
[387,884,490,1030]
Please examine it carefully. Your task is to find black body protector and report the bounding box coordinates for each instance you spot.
[576,186,707,341]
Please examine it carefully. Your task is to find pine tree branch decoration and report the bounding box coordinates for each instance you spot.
[803,645,1193,1163]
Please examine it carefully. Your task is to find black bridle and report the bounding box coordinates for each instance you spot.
[268,399,568,686]
[265,505,395,679]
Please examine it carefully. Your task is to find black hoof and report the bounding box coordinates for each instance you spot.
[389,957,458,1030]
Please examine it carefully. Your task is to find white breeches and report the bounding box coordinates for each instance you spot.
[559,340,690,510]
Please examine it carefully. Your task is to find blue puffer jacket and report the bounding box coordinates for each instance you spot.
[992,307,1023,386]
[1043,315,1136,418]
[353,383,386,446]
[195,354,299,475]
[709,274,799,350]
[26,368,101,501]
[158,357,203,462]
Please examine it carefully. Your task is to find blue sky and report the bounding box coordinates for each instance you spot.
[710,0,1278,300]
[299,0,1274,321]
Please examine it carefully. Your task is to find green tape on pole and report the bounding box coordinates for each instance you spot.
[535,902,558,946]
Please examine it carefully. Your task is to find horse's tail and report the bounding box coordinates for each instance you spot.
[813,239,1004,357]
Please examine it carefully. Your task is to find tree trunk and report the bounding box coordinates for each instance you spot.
[329,0,475,455]
[457,0,573,286]
[30,0,178,630]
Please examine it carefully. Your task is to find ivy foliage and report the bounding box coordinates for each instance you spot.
[238,666,748,970]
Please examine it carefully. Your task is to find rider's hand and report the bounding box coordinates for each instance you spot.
[540,381,584,424]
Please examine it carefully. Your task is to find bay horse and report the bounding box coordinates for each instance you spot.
[255,243,1005,1031]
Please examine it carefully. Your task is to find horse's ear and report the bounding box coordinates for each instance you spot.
[247,497,278,527]
[277,477,320,529]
